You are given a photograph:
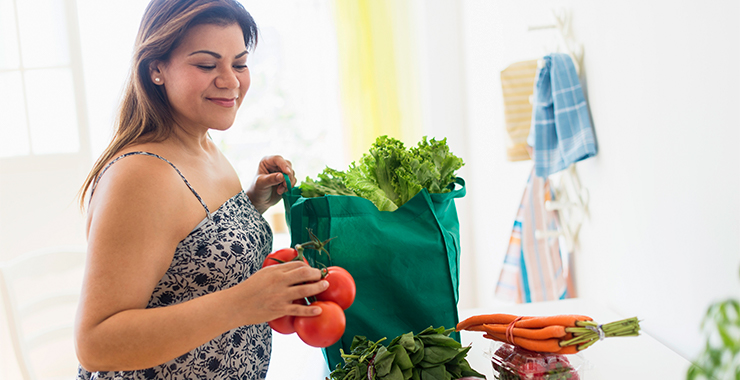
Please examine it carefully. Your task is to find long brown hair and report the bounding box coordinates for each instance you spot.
[78,0,258,209]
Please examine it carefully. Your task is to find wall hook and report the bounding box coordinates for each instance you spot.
[535,164,589,253]
[528,8,583,75]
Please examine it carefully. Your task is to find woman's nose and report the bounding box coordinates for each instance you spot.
[215,68,240,89]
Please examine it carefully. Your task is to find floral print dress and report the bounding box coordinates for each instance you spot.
[78,152,273,380]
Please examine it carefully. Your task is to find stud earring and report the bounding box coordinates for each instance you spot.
[154,78,161,83]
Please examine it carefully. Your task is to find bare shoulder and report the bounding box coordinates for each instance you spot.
[87,150,199,245]
[80,151,205,318]
[89,152,183,212]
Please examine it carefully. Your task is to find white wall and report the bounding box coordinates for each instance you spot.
[459,0,740,361]
[412,0,479,310]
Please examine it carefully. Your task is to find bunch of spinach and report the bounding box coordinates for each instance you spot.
[300,136,464,211]
[328,326,485,380]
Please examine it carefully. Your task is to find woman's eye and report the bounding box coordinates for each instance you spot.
[234,64,248,71]
[197,65,216,70]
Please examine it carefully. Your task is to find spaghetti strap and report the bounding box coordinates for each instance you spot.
[90,151,212,219]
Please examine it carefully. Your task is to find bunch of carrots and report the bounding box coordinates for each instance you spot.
[456,313,641,354]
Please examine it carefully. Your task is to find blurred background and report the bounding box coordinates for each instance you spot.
[0,0,738,379]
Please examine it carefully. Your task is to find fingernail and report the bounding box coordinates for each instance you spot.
[322,280,330,289]
[313,307,322,315]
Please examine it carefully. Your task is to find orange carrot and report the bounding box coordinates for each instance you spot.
[473,314,639,354]
[513,314,592,329]
[483,333,579,355]
[456,314,533,331]
[463,325,488,332]
[483,333,505,343]
[481,324,567,339]
[553,345,579,355]
[482,331,563,353]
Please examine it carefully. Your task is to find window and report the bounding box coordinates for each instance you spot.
[0,0,87,158]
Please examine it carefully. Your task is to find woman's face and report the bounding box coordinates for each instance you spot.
[154,23,250,133]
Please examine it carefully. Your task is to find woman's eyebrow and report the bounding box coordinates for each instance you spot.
[188,50,249,59]
[189,50,221,58]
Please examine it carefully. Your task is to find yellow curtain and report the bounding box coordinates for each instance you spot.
[333,0,422,161]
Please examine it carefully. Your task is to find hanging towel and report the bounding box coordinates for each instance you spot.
[500,60,538,162]
[527,53,597,178]
[495,167,572,303]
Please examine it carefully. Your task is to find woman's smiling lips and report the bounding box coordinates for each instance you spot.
[207,97,237,107]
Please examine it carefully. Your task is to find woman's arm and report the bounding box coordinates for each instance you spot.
[75,156,325,372]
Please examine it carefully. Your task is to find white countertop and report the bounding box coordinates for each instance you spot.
[267,297,692,379]
[459,298,692,380]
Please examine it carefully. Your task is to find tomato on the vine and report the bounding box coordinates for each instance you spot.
[315,266,356,310]
[294,301,346,348]
[262,248,308,268]
[268,315,295,334]
[268,298,308,335]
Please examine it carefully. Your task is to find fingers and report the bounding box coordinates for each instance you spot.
[290,276,329,300]
[277,261,323,283]
[263,261,327,298]
[283,281,329,317]
[274,172,289,195]
[287,302,324,317]
[264,262,328,316]
[283,161,296,189]
[253,172,284,190]
[250,173,285,203]
[258,155,296,188]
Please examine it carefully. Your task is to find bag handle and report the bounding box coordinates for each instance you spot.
[448,177,466,199]
[281,173,297,209]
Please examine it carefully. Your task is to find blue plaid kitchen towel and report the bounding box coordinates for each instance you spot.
[527,53,597,178]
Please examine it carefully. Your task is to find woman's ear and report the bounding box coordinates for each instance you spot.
[149,62,164,85]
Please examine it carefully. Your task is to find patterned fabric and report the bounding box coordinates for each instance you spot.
[500,59,538,162]
[79,152,273,380]
[527,53,597,178]
[495,167,571,303]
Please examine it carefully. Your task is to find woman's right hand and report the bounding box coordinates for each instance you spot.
[227,260,328,327]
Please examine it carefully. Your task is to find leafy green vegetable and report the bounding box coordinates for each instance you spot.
[328,326,485,380]
[687,266,740,380]
[300,167,358,198]
[301,136,464,211]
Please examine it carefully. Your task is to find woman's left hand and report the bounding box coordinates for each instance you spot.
[246,155,296,214]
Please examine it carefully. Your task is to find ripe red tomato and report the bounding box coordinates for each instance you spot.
[268,299,308,335]
[294,301,346,348]
[262,248,308,268]
[315,266,356,310]
[269,315,295,334]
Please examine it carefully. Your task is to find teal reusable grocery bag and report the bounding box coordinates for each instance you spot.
[281,175,466,371]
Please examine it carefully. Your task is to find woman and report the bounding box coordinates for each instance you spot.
[75,0,327,378]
